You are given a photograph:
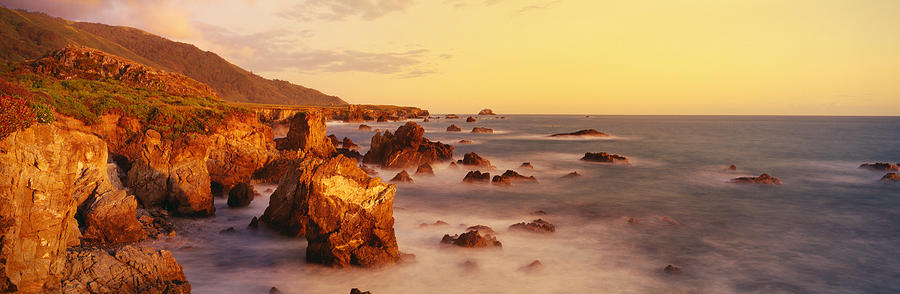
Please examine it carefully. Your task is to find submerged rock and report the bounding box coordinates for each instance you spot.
[466,116,477,123]
[478,109,496,115]
[730,173,783,185]
[881,172,900,182]
[457,139,473,144]
[415,163,434,176]
[561,171,582,179]
[728,164,738,171]
[471,127,493,134]
[458,152,492,168]
[549,129,609,137]
[445,114,460,119]
[447,124,462,132]
[664,264,683,274]
[859,162,900,171]
[466,225,496,235]
[441,231,502,248]
[519,260,544,273]
[463,171,492,183]
[350,288,373,294]
[390,170,414,183]
[227,183,254,208]
[509,219,556,233]
[420,220,450,227]
[498,170,538,183]
[359,124,373,131]
[580,152,630,165]
[520,162,534,169]
[363,122,454,169]
[342,137,359,150]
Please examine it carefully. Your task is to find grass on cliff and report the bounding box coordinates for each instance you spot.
[1,67,249,139]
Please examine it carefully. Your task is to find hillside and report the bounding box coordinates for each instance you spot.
[0,6,346,106]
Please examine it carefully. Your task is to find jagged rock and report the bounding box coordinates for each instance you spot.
[859,162,900,171]
[561,171,581,178]
[581,152,630,165]
[359,124,372,131]
[446,124,462,132]
[478,109,496,115]
[328,134,340,146]
[350,289,373,294]
[390,170,414,183]
[498,170,538,183]
[549,129,609,137]
[420,220,449,228]
[206,116,275,193]
[491,175,510,186]
[449,162,459,168]
[275,112,335,157]
[227,183,254,208]
[509,219,556,233]
[730,173,782,185]
[471,127,493,134]
[415,163,434,176]
[520,162,534,169]
[336,148,364,161]
[880,172,899,182]
[457,139,473,144]
[728,164,738,171]
[466,116,477,123]
[457,152,492,168]
[61,245,190,293]
[465,225,495,235]
[252,150,301,184]
[248,217,260,229]
[519,260,544,272]
[269,286,283,294]
[441,231,502,248]
[261,156,400,267]
[345,105,366,123]
[463,171,491,183]
[363,122,454,169]
[360,165,379,176]
[342,137,359,150]
[664,264,682,274]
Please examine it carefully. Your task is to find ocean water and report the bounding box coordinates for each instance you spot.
[158,115,900,294]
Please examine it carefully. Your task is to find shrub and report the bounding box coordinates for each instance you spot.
[0,95,35,140]
[31,103,55,123]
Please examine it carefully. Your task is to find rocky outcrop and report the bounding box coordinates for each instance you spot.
[581,152,630,165]
[420,220,449,227]
[415,163,434,176]
[466,225,495,235]
[497,170,538,184]
[363,122,454,169]
[441,231,502,248]
[463,171,491,183]
[562,171,581,178]
[446,125,461,132]
[466,116,477,123]
[227,183,254,208]
[520,162,534,169]
[549,129,609,137]
[350,289,373,294]
[492,175,511,186]
[457,140,473,144]
[509,219,555,233]
[859,162,900,171]
[275,112,335,157]
[328,134,340,146]
[664,264,682,274]
[457,152,492,168]
[730,173,782,185]
[728,164,738,171]
[445,114,460,119]
[206,115,275,192]
[342,137,359,150]
[261,156,401,267]
[478,109,496,115]
[519,260,544,272]
[359,124,373,131]
[390,170,414,183]
[61,246,190,293]
[471,127,493,134]
[880,172,899,182]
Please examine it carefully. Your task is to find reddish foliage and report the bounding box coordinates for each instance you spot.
[0,95,35,139]
[0,77,35,99]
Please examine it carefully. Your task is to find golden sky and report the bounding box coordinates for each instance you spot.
[4,0,900,115]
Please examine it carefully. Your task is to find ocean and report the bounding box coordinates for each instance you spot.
[158,115,900,293]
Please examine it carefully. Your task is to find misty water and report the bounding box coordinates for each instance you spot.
[154,115,900,293]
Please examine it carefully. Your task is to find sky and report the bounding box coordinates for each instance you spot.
[2,0,900,115]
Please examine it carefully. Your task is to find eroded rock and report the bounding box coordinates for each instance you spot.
[457,152,492,168]
[509,219,555,233]
[441,231,502,248]
[62,245,190,293]
[227,183,254,208]
[859,162,900,171]
[363,122,454,169]
[446,124,462,132]
[466,116,477,123]
[471,127,493,134]
[580,152,630,165]
[390,170,414,183]
[415,163,434,176]
[478,109,496,115]
[463,171,491,183]
[275,112,335,157]
[880,172,899,183]
[549,129,609,137]
[730,173,782,185]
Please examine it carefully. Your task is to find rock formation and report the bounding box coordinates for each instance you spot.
[206,116,275,193]
[519,260,544,272]
[520,162,534,169]
[227,183,254,208]
[471,127,493,134]
[275,112,335,157]
[728,164,738,171]
[581,152,630,165]
[61,246,190,293]
[359,124,372,131]
[880,172,899,182]
[457,152,492,168]
[415,163,434,176]
[463,171,491,183]
[390,170,414,183]
[730,173,783,185]
[478,109,496,115]
[497,170,538,183]
[561,171,581,178]
[363,122,454,169]
[466,116,477,123]
[492,175,511,186]
[446,124,462,132]
[457,140,473,144]
[859,162,900,171]
[549,129,609,137]
[441,231,502,248]
[466,225,496,235]
[328,134,340,146]
[445,114,460,119]
[509,219,556,233]
[342,137,359,150]
[664,265,683,274]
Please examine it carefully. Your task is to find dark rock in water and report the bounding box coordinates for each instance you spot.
[730,173,782,185]
[441,231,502,248]
[420,220,449,227]
[627,217,639,224]
[363,122,454,169]
[549,129,609,137]
[390,170,414,183]
[423,117,430,122]
[499,170,538,183]
[460,260,479,272]
[478,109,496,115]
[463,171,491,183]
[520,162,534,169]
[350,288,373,294]
[458,152,492,168]
[358,124,372,131]
[466,116,477,123]
[661,216,680,226]
[728,164,738,171]
[492,175,511,186]
[881,172,900,182]
[219,227,236,234]
[447,124,462,132]
[466,225,495,235]
[446,114,460,119]
[664,264,682,274]
[532,210,548,215]
[248,217,260,229]
[457,139,473,144]
[227,183,253,208]
[860,162,900,171]
[561,171,581,179]
[581,152,630,164]
[328,134,339,146]
[342,137,359,150]
[472,127,493,134]
[449,162,459,168]
[509,219,555,233]
[519,260,544,272]
[415,163,434,176]
[359,164,378,175]
[269,286,283,294]
[336,148,364,161]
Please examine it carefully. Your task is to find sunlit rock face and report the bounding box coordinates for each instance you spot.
[261,155,401,267]
[275,112,335,158]
[207,116,276,192]
[62,245,191,293]
[363,122,453,169]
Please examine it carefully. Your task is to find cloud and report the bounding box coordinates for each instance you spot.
[443,0,501,9]
[279,0,414,21]
[517,0,560,13]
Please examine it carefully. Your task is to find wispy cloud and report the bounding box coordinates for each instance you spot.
[517,0,561,13]
[443,0,502,9]
[278,0,414,21]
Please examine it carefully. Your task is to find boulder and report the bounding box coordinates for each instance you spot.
[860,162,900,171]
[457,140,473,144]
[336,148,364,161]
[359,124,373,131]
[205,117,275,193]
[491,175,511,186]
[441,231,502,248]
[62,245,190,293]
[549,129,609,137]
[390,170,414,183]
[580,152,630,165]
[275,112,335,158]
[328,134,340,146]
[471,127,493,134]
[350,289,373,294]
[478,109,496,115]
[466,116,477,123]
[509,219,556,233]
[880,172,899,182]
[498,170,538,183]
[446,124,462,132]
[227,183,254,208]
[520,162,534,169]
[730,173,782,185]
[415,163,434,176]
[561,171,582,178]
[342,137,359,150]
[664,264,682,274]
[728,164,738,171]
[463,171,491,183]
[445,114,460,119]
[363,122,454,169]
[457,152,492,168]
[465,225,495,235]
